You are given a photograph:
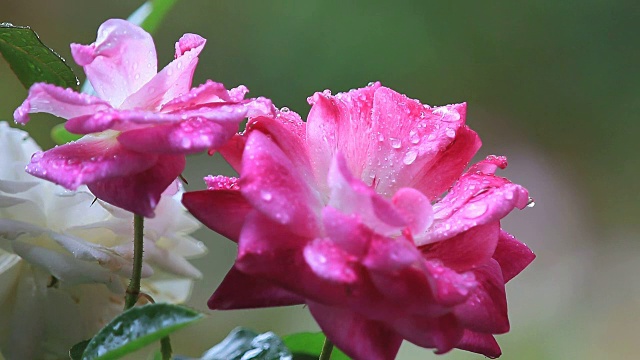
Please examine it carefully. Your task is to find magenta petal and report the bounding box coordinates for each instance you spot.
[88,154,185,217]
[13,83,111,125]
[424,222,500,272]
[392,313,463,354]
[304,238,358,283]
[25,136,157,190]
[493,230,535,283]
[182,188,251,242]
[71,19,157,106]
[453,259,509,334]
[455,330,502,359]
[422,158,529,244]
[240,131,321,236]
[308,301,403,360]
[160,80,237,113]
[120,33,205,110]
[208,266,304,310]
[117,117,238,154]
[411,125,481,200]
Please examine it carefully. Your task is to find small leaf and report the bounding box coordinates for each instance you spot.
[199,327,292,360]
[283,332,351,360]
[81,303,204,360]
[70,339,91,360]
[127,0,179,34]
[0,23,79,90]
[51,123,82,144]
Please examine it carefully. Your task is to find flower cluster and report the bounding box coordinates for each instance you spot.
[184,83,535,359]
[0,122,205,359]
[9,19,534,360]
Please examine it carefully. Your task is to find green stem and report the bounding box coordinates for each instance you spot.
[160,336,172,360]
[319,337,334,360]
[124,214,144,310]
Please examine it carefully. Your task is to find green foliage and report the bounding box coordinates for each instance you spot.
[194,327,292,360]
[0,23,79,90]
[80,303,204,360]
[128,0,179,34]
[70,339,91,360]
[283,332,350,360]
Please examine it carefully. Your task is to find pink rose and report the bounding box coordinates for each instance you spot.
[184,83,534,359]
[14,19,273,217]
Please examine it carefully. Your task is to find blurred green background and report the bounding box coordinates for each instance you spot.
[1,1,639,359]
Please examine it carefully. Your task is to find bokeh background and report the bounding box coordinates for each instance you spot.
[1,1,638,359]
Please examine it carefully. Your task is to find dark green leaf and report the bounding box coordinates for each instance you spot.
[127,0,179,34]
[0,23,79,90]
[283,332,350,360]
[199,327,292,360]
[81,303,204,360]
[70,339,91,360]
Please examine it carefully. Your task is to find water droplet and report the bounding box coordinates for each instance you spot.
[526,198,536,208]
[280,107,290,113]
[377,133,384,142]
[367,81,376,87]
[261,190,273,201]
[409,130,420,144]
[389,138,401,149]
[445,128,456,138]
[464,203,488,218]
[403,150,417,165]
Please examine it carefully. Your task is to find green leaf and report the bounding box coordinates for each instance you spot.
[198,327,292,360]
[127,0,179,34]
[0,23,79,90]
[70,339,91,360]
[81,303,204,360]
[283,332,350,360]
[51,123,82,144]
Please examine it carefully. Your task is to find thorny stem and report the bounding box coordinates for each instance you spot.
[319,337,334,360]
[124,214,144,310]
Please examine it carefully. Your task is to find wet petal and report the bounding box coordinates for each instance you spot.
[455,330,501,359]
[240,130,321,236]
[182,186,251,242]
[88,154,185,217]
[119,33,205,110]
[71,19,157,106]
[13,83,111,125]
[492,230,536,283]
[25,135,157,190]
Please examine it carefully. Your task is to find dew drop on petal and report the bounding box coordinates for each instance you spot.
[464,202,488,218]
[261,190,273,201]
[280,107,290,113]
[445,128,456,138]
[402,150,418,165]
[389,138,401,149]
[526,197,536,208]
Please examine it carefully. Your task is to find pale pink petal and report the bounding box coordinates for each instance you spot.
[327,153,406,236]
[423,222,500,272]
[160,80,239,113]
[453,259,509,334]
[307,301,404,360]
[419,157,529,244]
[64,98,273,134]
[71,19,157,106]
[117,117,238,154]
[25,136,157,190]
[88,154,185,217]
[392,313,463,354]
[119,33,205,110]
[492,230,536,283]
[306,84,380,193]
[182,188,251,242]
[13,83,111,125]
[322,206,373,257]
[455,330,501,359]
[239,131,321,237]
[208,266,304,310]
[391,187,434,235]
